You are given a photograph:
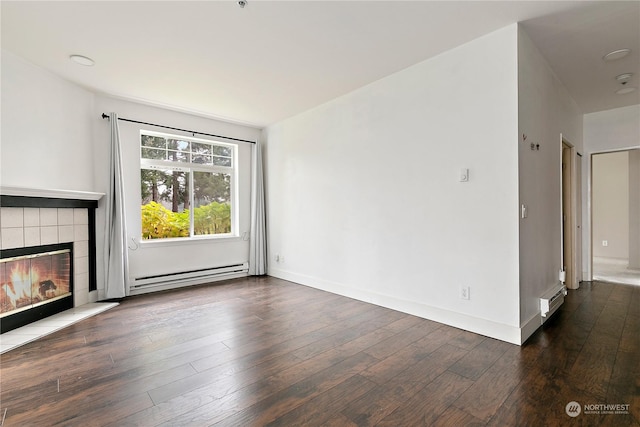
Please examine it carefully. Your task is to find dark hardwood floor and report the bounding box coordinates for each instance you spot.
[1,277,638,426]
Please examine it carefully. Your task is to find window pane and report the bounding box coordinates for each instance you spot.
[167,139,190,163]
[167,149,190,163]
[191,143,212,164]
[212,156,232,166]
[211,145,232,157]
[193,171,231,235]
[141,147,166,160]
[192,142,211,155]
[141,135,166,148]
[192,154,212,165]
[140,168,190,239]
[168,139,190,151]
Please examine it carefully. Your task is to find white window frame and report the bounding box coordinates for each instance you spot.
[139,130,239,241]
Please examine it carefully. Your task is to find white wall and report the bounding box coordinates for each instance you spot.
[629,150,640,269]
[92,96,260,299]
[1,49,95,191]
[584,105,640,278]
[584,105,640,152]
[517,27,583,334]
[264,25,522,343]
[592,151,629,260]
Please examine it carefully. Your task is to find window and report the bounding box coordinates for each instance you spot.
[140,131,236,240]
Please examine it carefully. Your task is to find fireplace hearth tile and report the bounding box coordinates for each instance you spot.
[0,333,36,345]
[24,208,40,226]
[74,240,89,258]
[45,314,92,326]
[73,224,89,242]
[58,208,74,225]
[24,226,41,246]
[40,225,59,245]
[75,256,89,275]
[15,325,61,335]
[1,207,24,228]
[59,225,74,242]
[39,208,58,226]
[73,208,88,225]
[0,302,119,354]
[1,227,24,249]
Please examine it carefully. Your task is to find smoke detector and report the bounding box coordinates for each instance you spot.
[615,73,633,84]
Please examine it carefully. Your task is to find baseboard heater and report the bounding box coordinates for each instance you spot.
[130,262,249,295]
[540,284,567,320]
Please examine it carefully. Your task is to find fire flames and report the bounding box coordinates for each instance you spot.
[1,262,65,315]
[1,261,40,312]
[1,252,71,316]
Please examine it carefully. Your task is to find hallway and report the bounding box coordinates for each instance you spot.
[593,257,640,286]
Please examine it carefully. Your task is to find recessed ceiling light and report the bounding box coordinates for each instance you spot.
[69,54,95,66]
[603,49,631,62]
[616,87,636,95]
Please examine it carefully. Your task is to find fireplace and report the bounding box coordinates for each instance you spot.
[1,186,102,334]
[1,243,74,333]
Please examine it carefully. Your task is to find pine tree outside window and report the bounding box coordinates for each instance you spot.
[140,131,236,240]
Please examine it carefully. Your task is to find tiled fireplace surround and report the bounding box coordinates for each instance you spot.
[1,206,92,306]
[0,187,103,313]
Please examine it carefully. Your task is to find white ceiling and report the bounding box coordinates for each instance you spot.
[2,1,639,128]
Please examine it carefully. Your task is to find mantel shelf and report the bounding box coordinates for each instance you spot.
[0,186,104,201]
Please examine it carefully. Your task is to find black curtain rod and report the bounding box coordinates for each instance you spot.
[101,113,256,144]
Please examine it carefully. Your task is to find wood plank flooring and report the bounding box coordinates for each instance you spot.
[0,277,638,426]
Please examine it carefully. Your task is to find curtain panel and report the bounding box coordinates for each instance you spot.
[249,141,267,275]
[104,113,130,298]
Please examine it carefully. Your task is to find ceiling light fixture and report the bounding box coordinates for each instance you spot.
[616,87,636,95]
[603,49,631,62]
[69,54,95,66]
[237,0,247,8]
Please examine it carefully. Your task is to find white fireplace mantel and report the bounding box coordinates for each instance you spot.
[0,186,104,201]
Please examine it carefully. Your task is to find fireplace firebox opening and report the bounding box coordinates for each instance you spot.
[1,242,74,333]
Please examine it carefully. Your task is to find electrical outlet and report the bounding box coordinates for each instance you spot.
[460,286,470,300]
[602,240,608,247]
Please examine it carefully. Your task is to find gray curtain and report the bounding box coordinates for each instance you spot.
[104,113,130,298]
[249,141,267,275]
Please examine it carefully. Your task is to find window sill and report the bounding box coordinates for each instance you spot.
[138,234,245,248]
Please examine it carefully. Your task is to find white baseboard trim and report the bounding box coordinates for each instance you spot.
[520,312,542,344]
[269,267,523,345]
[593,257,629,266]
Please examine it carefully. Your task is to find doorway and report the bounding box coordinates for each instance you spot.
[591,149,640,286]
[561,140,580,289]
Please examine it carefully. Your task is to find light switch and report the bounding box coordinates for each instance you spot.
[521,204,528,218]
